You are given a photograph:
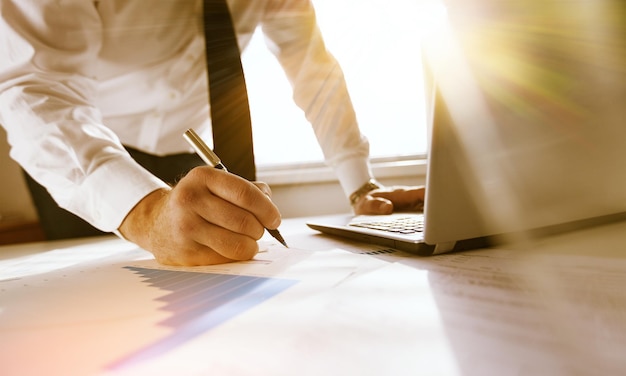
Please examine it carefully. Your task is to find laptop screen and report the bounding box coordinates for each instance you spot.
[422,0,626,243]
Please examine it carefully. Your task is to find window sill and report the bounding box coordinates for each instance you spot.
[257,156,428,187]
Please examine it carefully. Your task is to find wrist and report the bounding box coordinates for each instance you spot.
[349,179,382,206]
[118,188,170,246]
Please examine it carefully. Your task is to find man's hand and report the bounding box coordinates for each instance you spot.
[352,185,425,215]
[118,167,282,266]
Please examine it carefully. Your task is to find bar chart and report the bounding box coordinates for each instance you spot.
[108,266,298,370]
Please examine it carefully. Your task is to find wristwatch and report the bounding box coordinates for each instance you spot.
[349,179,382,206]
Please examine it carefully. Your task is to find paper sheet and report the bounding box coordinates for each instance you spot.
[105,261,458,376]
[1,238,457,376]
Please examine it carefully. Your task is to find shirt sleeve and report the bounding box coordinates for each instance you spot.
[0,0,168,232]
[259,0,374,197]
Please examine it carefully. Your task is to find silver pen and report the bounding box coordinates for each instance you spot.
[183,128,288,248]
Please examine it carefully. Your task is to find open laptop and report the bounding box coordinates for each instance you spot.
[307,0,626,256]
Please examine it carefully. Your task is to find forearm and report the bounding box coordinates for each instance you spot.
[260,1,373,197]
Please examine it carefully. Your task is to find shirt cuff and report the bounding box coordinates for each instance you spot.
[65,156,170,233]
[332,156,375,199]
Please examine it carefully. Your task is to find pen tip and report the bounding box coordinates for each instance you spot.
[267,228,288,248]
[277,236,289,248]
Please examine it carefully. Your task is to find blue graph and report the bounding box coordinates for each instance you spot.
[108,266,298,370]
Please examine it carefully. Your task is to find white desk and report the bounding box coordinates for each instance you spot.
[1,216,626,376]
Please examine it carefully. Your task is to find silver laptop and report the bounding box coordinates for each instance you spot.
[307,0,626,256]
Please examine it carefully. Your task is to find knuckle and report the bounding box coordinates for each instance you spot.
[171,186,197,207]
[184,166,207,180]
[254,182,272,197]
[232,184,254,205]
[235,213,262,235]
[175,217,197,235]
[232,180,265,208]
[228,237,258,261]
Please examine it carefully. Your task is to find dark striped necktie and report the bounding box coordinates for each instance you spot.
[203,0,256,181]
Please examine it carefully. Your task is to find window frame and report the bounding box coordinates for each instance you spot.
[257,154,428,187]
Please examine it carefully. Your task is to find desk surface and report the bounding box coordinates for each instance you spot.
[1,216,626,376]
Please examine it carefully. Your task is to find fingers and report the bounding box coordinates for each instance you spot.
[188,219,260,260]
[370,186,425,212]
[180,190,266,240]
[353,196,393,215]
[192,168,282,230]
[162,221,259,266]
[352,185,426,215]
[164,167,279,262]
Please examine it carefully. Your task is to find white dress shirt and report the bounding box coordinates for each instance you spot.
[0,0,373,232]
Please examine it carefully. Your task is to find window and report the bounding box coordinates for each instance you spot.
[242,0,431,180]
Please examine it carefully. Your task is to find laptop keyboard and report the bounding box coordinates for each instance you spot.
[349,216,424,234]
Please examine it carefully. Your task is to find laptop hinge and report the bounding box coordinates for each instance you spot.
[433,241,456,255]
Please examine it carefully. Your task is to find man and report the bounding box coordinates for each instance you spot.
[0,0,424,265]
